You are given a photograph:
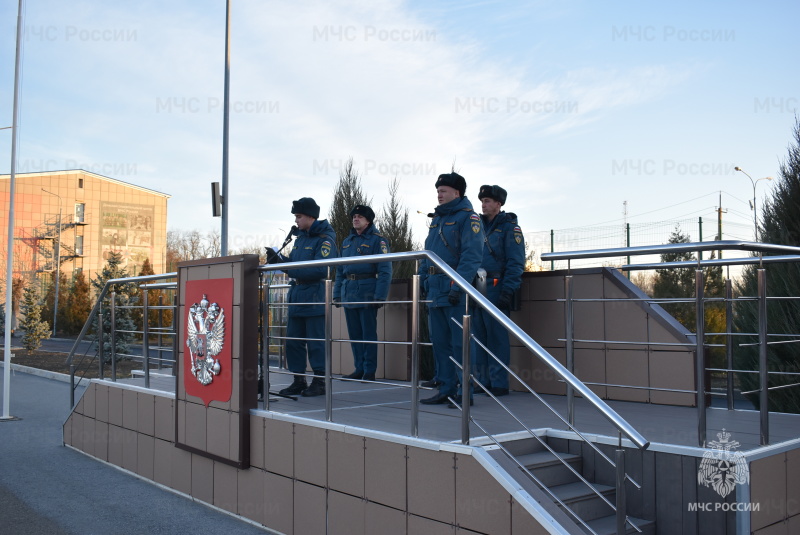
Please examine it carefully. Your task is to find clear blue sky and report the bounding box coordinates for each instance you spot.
[1,0,797,253]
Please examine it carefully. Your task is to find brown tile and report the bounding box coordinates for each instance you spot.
[207,407,231,459]
[191,454,214,505]
[329,490,365,535]
[365,438,406,510]
[294,425,327,487]
[184,401,207,451]
[82,417,95,457]
[208,262,233,284]
[237,466,266,525]
[154,395,173,441]
[171,446,192,495]
[328,432,364,498]
[264,471,294,535]
[572,300,604,344]
[384,343,408,381]
[213,461,238,514]
[230,410,240,464]
[122,389,138,430]
[365,502,406,535]
[528,301,565,348]
[121,428,138,472]
[407,514,455,534]
[604,299,647,351]
[82,384,96,419]
[249,415,265,470]
[407,447,456,524]
[573,348,606,399]
[511,498,550,535]
[787,448,800,517]
[70,413,84,451]
[265,419,294,478]
[527,273,564,301]
[605,349,649,402]
[108,386,123,426]
[153,438,172,487]
[649,350,695,406]
[294,481,326,535]
[752,521,788,535]
[751,453,788,530]
[95,384,109,423]
[137,393,155,436]
[455,454,510,534]
[94,421,109,462]
[177,399,186,444]
[137,434,155,480]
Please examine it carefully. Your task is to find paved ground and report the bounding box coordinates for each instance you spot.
[0,368,270,534]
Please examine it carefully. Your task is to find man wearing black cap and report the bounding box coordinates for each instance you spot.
[418,172,483,406]
[333,205,393,381]
[266,197,338,397]
[473,185,525,397]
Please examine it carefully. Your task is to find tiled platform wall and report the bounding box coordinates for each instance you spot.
[64,381,555,535]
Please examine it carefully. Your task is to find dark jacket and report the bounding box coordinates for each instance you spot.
[333,224,393,309]
[280,219,338,317]
[480,211,525,298]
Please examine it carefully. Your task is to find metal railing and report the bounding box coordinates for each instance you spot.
[542,240,800,447]
[260,250,649,534]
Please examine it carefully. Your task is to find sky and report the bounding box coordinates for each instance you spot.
[1,0,798,261]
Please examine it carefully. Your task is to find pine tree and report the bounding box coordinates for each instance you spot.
[734,118,800,413]
[328,158,371,251]
[64,271,92,335]
[377,177,417,279]
[652,226,697,328]
[41,270,68,336]
[19,285,51,351]
[91,251,136,359]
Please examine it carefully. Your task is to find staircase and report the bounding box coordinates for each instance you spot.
[490,437,655,535]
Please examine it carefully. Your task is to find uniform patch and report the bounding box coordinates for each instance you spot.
[472,221,481,234]
[380,240,388,254]
[445,221,456,225]
[513,226,521,233]
[321,241,332,257]
[470,213,480,221]
[515,234,522,244]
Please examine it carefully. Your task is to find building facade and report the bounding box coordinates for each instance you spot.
[0,169,169,288]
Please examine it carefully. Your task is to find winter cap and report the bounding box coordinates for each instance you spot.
[478,184,507,205]
[349,204,375,224]
[291,197,320,219]
[434,172,467,197]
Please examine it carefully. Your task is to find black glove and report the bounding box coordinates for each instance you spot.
[447,288,461,306]
[497,290,514,310]
[372,299,385,309]
[265,248,282,264]
[333,301,342,308]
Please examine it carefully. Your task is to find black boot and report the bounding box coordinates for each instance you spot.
[302,371,326,397]
[279,376,307,396]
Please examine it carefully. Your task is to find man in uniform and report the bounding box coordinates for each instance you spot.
[418,172,483,405]
[473,185,525,396]
[333,205,392,381]
[266,197,338,397]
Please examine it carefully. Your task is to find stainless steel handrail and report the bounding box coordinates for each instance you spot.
[260,250,649,450]
[541,240,800,262]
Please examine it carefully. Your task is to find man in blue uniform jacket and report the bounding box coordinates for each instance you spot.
[418,172,483,406]
[266,197,338,397]
[473,185,525,397]
[333,205,393,381]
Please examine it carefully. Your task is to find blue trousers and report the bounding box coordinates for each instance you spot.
[428,304,472,396]
[473,305,511,390]
[286,315,325,374]
[343,307,378,374]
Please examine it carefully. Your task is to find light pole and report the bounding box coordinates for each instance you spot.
[734,166,773,242]
[41,188,62,336]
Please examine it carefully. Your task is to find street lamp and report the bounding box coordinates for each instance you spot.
[41,188,62,336]
[734,166,773,242]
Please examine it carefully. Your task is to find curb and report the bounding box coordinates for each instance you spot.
[0,361,73,383]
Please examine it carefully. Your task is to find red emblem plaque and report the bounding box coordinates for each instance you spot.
[183,278,233,406]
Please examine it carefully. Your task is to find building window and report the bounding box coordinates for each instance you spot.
[75,203,85,223]
[78,178,84,188]
[75,235,84,256]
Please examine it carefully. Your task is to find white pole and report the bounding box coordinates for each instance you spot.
[3,0,24,420]
[220,0,231,256]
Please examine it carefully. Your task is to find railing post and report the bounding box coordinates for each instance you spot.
[565,275,575,427]
[616,447,627,535]
[171,294,178,377]
[725,279,734,410]
[758,268,769,445]
[98,301,104,379]
[143,288,150,388]
[110,291,117,382]
[324,278,333,423]
[157,293,163,370]
[461,310,471,445]
[262,274,271,410]
[695,269,706,446]
[410,270,421,437]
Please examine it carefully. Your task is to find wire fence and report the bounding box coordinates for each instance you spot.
[526,217,755,271]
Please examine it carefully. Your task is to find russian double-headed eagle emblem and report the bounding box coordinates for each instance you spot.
[186,294,225,386]
[698,429,749,498]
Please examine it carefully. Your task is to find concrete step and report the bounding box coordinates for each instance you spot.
[550,481,616,522]
[517,450,582,487]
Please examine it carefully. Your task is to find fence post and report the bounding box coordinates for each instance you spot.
[411,269,421,437]
[143,288,150,389]
[461,310,471,445]
[695,269,706,446]
[324,278,334,423]
[616,447,627,535]
[565,275,575,427]
[550,229,554,271]
[110,291,117,382]
[758,268,769,445]
[725,279,734,410]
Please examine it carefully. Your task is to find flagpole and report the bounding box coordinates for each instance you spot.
[3,0,24,420]
[220,0,231,256]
